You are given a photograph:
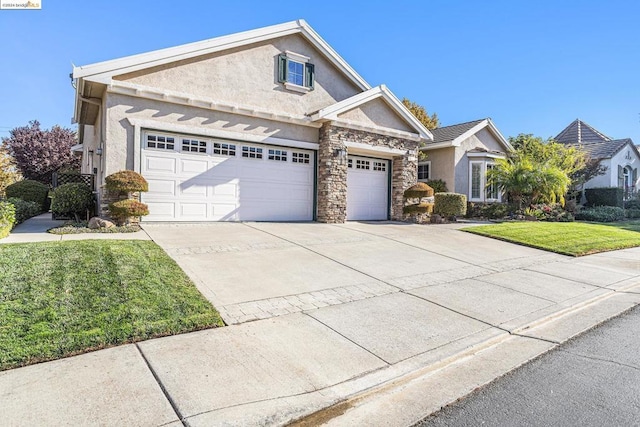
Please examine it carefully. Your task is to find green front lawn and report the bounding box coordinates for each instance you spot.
[0,240,223,371]
[463,220,640,256]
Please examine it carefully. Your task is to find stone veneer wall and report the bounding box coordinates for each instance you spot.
[317,123,419,223]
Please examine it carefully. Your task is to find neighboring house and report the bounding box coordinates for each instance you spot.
[420,118,512,203]
[555,119,640,199]
[71,20,432,223]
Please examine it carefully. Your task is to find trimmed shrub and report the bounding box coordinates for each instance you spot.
[0,201,16,239]
[5,180,48,212]
[105,170,148,194]
[425,179,448,193]
[51,183,94,221]
[625,199,640,210]
[434,192,467,218]
[403,203,434,215]
[625,208,640,219]
[585,187,624,208]
[466,202,512,219]
[404,182,434,199]
[7,197,40,224]
[576,206,625,222]
[109,199,149,224]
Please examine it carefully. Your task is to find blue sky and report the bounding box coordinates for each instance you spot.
[1,0,639,143]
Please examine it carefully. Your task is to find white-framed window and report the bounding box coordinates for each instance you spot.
[292,152,310,164]
[373,161,386,172]
[182,138,207,154]
[213,142,236,156]
[469,160,500,202]
[356,159,370,170]
[146,134,175,151]
[417,162,430,181]
[277,51,315,92]
[268,149,287,161]
[242,146,263,159]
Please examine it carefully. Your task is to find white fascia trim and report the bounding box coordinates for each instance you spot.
[449,120,489,147]
[125,117,319,151]
[330,118,422,142]
[312,85,433,141]
[486,120,513,151]
[108,81,322,128]
[467,151,507,159]
[73,20,370,92]
[420,141,455,150]
[345,141,406,159]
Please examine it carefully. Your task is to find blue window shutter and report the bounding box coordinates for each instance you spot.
[305,62,315,89]
[277,54,288,83]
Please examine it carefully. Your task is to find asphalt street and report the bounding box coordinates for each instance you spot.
[415,304,640,427]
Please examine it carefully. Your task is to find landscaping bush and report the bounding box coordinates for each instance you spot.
[5,179,49,212]
[51,183,94,221]
[576,206,626,222]
[105,170,149,194]
[7,197,40,224]
[585,187,624,208]
[434,192,467,218]
[404,182,434,198]
[466,202,512,219]
[625,208,640,219]
[624,199,640,210]
[403,203,434,214]
[525,203,574,222]
[109,199,149,224]
[425,179,448,193]
[0,201,16,238]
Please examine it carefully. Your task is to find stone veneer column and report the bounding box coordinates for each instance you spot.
[316,123,348,223]
[391,152,418,220]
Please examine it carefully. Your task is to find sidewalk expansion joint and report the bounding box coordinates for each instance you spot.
[242,223,403,292]
[135,344,187,427]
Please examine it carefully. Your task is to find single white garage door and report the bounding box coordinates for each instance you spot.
[346,155,389,220]
[140,132,315,221]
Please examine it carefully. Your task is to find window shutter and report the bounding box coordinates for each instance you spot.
[633,168,638,187]
[618,165,624,187]
[305,62,315,89]
[277,54,288,83]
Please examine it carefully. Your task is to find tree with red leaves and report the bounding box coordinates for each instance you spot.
[2,120,80,184]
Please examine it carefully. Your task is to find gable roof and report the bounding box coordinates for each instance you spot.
[573,138,640,160]
[554,119,611,145]
[422,118,512,151]
[72,20,370,91]
[310,85,433,141]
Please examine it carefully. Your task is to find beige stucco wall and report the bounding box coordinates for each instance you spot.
[454,128,507,195]
[337,98,415,133]
[103,92,319,179]
[424,147,455,190]
[115,34,362,119]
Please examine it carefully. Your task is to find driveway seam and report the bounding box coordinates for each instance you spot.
[135,344,187,427]
[470,276,561,304]
[242,223,403,292]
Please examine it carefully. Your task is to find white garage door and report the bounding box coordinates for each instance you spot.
[140,132,315,221]
[346,155,390,220]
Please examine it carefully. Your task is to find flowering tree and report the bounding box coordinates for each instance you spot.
[2,120,79,184]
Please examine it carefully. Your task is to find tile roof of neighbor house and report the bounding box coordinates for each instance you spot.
[429,119,485,143]
[554,119,611,145]
[554,119,637,159]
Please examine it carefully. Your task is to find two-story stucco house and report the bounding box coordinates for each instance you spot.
[71,20,432,223]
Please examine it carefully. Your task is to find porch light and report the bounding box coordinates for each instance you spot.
[334,148,347,159]
[95,147,103,156]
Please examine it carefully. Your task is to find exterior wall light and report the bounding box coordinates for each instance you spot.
[334,148,347,158]
[95,147,103,156]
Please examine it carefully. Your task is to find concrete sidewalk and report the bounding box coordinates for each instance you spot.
[1,221,639,426]
[0,213,151,243]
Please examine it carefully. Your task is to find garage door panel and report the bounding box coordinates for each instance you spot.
[141,134,314,222]
[347,155,389,221]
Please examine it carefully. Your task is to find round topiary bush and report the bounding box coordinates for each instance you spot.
[109,199,149,224]
[51,183,94,221]
[5,180,49,212]
[403,202,434,214]
[404,182,434,199]
[105,170,149,194]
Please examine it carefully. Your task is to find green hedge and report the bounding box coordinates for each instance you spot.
[51,183,94,220]
[425,179,448,193]
[434,192,467,218]
[5,180,49,212]
[576,206,626,222]
[585,187,624,208]
[7,197,40,224]
[625,208,640,219]
[0,201,16,239]
[466,202,512,219]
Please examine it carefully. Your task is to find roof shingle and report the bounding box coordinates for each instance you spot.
[554,119,611,145]
[429,119,485,144]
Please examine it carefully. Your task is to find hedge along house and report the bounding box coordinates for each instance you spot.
[71,20,432,223]
[555,119,640,200]
[419,118,512,203]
